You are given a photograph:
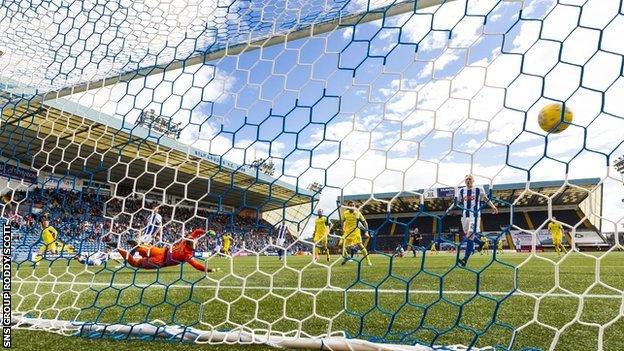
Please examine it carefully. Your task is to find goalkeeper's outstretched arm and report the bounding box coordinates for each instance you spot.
[187,257,211,272]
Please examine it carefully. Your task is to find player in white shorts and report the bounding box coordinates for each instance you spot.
[75,249,111,266]
[450,174,498,267]
[139,205,163,245]
[394,244,405,258]
[120,204,163,268]
[274,222,289,260]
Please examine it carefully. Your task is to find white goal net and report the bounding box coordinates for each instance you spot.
[1,0,623,350]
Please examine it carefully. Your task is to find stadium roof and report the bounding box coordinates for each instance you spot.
[0,0,447,212]
[0,85,314,211]
[341,178,602,215]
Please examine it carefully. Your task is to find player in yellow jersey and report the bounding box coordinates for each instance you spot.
[480,236,490,255]
[221,233,233,257]
[312,208,331,262]
[497,238,504,254]
[548,217,567,256]
[34,216,74,265]
[339,201,371,266]
[429,241,438,254]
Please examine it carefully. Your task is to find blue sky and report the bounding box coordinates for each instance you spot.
[1,0,622,232]
[162,0,622,229]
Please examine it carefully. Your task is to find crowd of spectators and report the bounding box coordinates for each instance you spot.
[3,187,305,255]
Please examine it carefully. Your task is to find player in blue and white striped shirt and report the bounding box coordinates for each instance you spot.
[275,222,289,260]
[124,205,163,262]
[140,205,163,245]
[75,248,111,266]
[451,175,498,266]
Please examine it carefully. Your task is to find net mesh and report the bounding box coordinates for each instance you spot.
[2,0,624,350]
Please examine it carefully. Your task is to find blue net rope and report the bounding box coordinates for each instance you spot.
[2,0,623,350]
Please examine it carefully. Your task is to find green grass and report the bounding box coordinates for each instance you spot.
[10,251,624,350]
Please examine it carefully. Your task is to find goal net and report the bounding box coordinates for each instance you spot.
[2,0,623,350]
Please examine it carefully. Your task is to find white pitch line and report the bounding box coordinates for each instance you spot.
[12,280,624,299]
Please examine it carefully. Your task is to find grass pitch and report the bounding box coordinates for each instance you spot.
[11,250,624,350]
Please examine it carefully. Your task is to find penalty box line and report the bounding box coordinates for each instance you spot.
[12,280,624,299]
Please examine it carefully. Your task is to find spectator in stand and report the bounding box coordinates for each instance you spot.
[4,187,289,256]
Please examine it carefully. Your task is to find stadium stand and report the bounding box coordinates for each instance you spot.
[5,186,304,261]
[342,178,606,252]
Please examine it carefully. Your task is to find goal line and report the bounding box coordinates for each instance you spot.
[13,280,622,299]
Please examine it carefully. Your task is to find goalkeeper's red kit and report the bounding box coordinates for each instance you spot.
[117,229,209,272]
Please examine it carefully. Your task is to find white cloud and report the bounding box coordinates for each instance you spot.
[522,0,556,19]
[601,14,624,55]
[449,16,484,48]
[582,51,623,91]
[510,20,541,53]
[579,0,621,29]
[522,40,560,76]
[541,3,580,41]
[433,49,463,76]
[466,0,504,17]
[464,138,485,153]
[451,66,486,99]
[416,79,451,110]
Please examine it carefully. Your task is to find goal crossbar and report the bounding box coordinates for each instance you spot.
[43,0,448,101]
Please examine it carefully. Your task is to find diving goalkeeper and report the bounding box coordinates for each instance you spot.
[110,228,217,272]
